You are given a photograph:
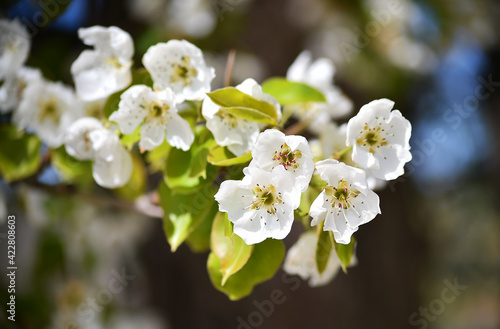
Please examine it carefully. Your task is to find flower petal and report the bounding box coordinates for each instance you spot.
[165,113,194,151]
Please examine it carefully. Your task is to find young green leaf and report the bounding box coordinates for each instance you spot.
[0,125,41,182]
[165,146,202,190]
[185,205,217,253]
[51,147,93,188]
[207,239,285,300]
[120,126,141,149]
[334,235,356,273]
[221,107,277,125]
[211,212,254,285]
[261,78,326,105]
[159,181,218,252]
[316,224,334,274]
[145,141,171,173]
[207,87,279,121]
[207,145,252,166]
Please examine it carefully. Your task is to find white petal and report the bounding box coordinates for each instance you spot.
[0,19,30,79]
[165,113,194,151]
[206,114,260,156]
[13,80,83,147]
[286,50,312,82]
[64,117,104,160]
[372,146,406,180]
[72,51,132,101]
[283,231,342,287]
[306,57,335,87]
[250,129,314,192]
[351,146,378,169]
[109,85,150,134]
[92,145,133,188]
[232,212,267,245]
[139,119,166,151]
[72,26,134,101]
[310,190,327,227]
[250,129,285,170]
[324,210,358,244]
[142,40,215,102]
[358,98,394,119]
[215,180,252,221]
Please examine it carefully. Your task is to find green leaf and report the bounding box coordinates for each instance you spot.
[131,68,154,87]
[207,239,285,300]
[164,127,216,190]
[207,145,252,166]
[221,107,276,125]
[159,181,218,251]
[51,147,93,187]
[316,224,334,274]
[165,146,202,190]
[207,87,279,121]
[189,128,216,179]
[0,125,41,182]
[261,78,326,105]
[120,126,141,149]
[334,235,356,273]
[113,152,147,201]
[185,203,217,253]
[145,141,171,173]
[103,91,122,119]
[211,213,253,285]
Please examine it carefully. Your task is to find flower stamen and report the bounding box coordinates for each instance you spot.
[250,184,282,215]
[273,142,302,171]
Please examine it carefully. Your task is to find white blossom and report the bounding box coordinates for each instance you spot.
[71,26,134,101]
[283,231,342,287]
[64,117,104,160]
[109,85,194,151]
[310,159,380,244]
[142,39,215,102]
[249,129,314,192]
[203,78,281,156]
[215,166,301,245]
[0,19,30,80]
[316,122,387,191]
[63,118,133,188]
[166,0,216,38]
[346,98,412,180]
[0,66,42,113]
[286,50,352,130]
[89,128,133,188]
[13,80,83,147]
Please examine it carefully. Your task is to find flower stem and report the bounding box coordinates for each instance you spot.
[333,146,353,160]
[224,49,237,87]
[284,120,308,135]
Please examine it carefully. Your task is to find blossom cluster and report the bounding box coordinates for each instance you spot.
[0,19,412,294]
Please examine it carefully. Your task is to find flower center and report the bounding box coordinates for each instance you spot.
[217,110,239,128]
[356,124,388,153]
[250,184,282,215]
[273,143,302,171]
[324,179,360,210]
[38,99,60,123]
[171,56,198,86]
[145,101,170,123]
[85,104,104,119]
[105,56,125,70]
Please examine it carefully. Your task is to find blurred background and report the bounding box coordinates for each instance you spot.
[1,0,500,328]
